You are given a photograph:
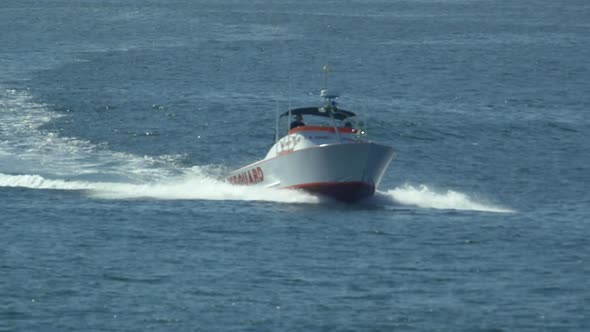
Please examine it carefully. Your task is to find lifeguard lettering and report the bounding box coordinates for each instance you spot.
[227,167,264,185]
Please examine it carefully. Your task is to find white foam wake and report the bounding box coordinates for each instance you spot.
[0,88,511,210]
[0,171,511,210]
[0,172,319,204]
[374,184,514,213]
[0,88,173,180]
[0,88,318,204]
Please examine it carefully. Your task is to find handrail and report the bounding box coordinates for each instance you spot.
[288,126,356,135]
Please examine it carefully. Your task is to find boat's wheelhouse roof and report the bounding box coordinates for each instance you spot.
[280,107,356,121]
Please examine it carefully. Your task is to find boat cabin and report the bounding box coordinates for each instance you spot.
[278,89,366,135]
[267,90,367,158]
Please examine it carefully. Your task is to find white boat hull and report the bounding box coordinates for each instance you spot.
[227,142,394,202]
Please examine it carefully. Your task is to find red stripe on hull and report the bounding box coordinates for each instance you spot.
[289,182,375,203]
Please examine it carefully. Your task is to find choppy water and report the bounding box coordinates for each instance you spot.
[1,1,589,331]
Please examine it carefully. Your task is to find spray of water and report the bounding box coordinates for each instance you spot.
[0,171,319,203]
[373,184,515,213]
[0,172,515,212]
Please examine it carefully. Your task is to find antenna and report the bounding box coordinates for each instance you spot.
[288,71,292,134]
[320,65,341,142]
[322,65,331,89]
[320,65,339,109]
[275,98,279,143]
[288,69,292,111]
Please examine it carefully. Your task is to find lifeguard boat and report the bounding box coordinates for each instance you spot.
[226,86,394,203]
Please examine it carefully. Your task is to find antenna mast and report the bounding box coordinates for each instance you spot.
[322,65,331,89]
[320,65,338,108]
[320,65,342,142]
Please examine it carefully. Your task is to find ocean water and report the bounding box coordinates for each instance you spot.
[1,0,589,331]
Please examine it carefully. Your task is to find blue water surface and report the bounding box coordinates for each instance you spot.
[1,0,589,331]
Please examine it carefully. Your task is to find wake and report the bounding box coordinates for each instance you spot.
[0,88,318,204]
[0,88,513,211]
[0,172,513,212]
[0,171,319,204]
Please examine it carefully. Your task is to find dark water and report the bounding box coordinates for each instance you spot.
[1,1,589,331]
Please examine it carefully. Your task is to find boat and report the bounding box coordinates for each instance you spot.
[226,76,394,202]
